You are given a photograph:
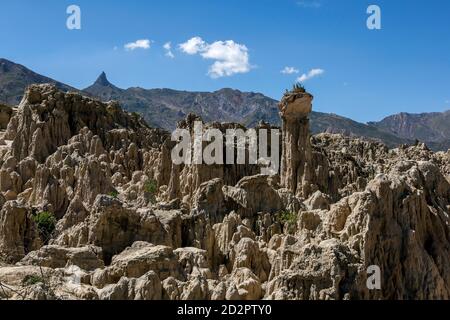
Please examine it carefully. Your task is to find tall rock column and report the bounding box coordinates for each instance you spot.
[279,89,314,198]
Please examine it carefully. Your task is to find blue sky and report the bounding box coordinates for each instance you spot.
[0,0,449,122]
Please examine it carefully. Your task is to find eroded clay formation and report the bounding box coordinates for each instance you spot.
[0,84,449,300]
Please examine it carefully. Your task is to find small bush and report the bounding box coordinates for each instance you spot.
[22,275,44,287]
[109,191,119,198]
[131,112,140,119]
[33,211,57,243]
[292,83,306,93]
[144,180,158,194]
[277,211,298,235]
[278,211,297,227]
[144,179,158,204]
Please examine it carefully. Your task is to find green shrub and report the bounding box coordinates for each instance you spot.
[292,83,306,93]
[278,211,297,227]
[144,179,158,203]
[131,112,140,119]
[109,191,119,198]
[22,275,44,287]
[33,211,57,243]
[145,180,158,194]
[277,211,298,235]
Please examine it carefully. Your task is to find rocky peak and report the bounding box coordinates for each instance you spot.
[215,88,242,95]
[94,72,112,87]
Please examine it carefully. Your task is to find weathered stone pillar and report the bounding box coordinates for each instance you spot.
[279,89,314,198]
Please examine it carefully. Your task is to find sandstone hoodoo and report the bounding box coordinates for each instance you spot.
[0,83,449,300]
[279,85,314,198]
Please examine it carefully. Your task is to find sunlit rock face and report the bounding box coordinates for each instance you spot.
[279,91,314,198]
[279,91,313,120]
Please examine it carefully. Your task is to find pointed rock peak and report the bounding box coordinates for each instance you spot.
[94,71,111,86]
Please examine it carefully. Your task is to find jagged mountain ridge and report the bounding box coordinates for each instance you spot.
[0,58,449,150]
[369,111,450,149]
[83,73,450,151]
[83,72,280,131]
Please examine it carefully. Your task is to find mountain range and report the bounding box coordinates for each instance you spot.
[0,58,449,151]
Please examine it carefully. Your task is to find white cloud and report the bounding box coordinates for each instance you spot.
[179,37,251,78]
[124,39,151,51]
[297,1,322,8]
[281,66,299,74]
[179,37,206,55]
[164,42,175,58]
[297,68,325,82]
